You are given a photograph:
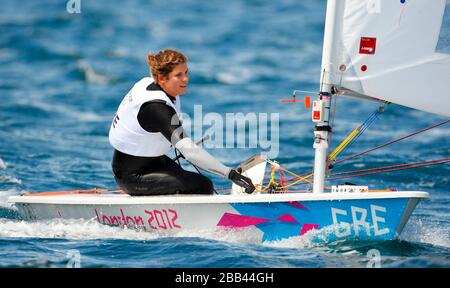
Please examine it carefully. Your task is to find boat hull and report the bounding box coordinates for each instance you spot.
[8,191,428,242]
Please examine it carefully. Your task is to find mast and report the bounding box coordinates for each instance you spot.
[312,0,345,193]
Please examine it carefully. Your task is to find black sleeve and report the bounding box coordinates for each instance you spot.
[137,101,185,145]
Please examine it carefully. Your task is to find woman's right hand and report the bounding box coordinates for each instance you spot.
[228,169,256,194]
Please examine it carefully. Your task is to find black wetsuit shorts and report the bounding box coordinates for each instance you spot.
[112,150,213,196]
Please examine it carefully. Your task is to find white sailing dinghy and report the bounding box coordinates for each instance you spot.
[9,0,449,242]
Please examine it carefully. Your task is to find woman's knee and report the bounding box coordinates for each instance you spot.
[114,170,214,196]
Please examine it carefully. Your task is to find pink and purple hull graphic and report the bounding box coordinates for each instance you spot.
[216,198,419,241]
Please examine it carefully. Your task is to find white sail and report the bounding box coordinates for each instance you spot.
[331,0,450,117]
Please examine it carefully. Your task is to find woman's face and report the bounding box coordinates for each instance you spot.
[158,63,189,97]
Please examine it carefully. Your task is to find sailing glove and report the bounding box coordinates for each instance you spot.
[228,169,256,194]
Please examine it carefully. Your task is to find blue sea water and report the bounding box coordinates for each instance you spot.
[0,0,449,269]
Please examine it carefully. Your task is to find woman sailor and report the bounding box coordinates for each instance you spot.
[109,49,255,196]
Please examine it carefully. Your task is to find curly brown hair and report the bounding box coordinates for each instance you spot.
[147,49,188,84]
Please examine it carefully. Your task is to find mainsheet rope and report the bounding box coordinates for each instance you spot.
[218,118,450,193]
[217,157,450,193]
[283,119,450,182]
[331,119,450,168]
[226,156,449,194]
[216,97,449,193]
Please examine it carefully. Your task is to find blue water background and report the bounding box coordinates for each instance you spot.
[0,0,449,268]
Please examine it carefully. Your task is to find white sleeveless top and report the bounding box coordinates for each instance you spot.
[109,77,182,157]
